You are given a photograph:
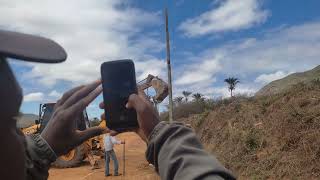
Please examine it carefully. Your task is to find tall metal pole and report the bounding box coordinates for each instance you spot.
[165,8,174,123]
[123,140,125,176]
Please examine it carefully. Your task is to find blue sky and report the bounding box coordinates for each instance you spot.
[2,0,320,119]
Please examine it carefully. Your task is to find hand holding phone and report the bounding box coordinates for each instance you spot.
[101,59,138,132]
[99,90,160,142]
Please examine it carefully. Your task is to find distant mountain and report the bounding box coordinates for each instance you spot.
[256,65,320,96]
[16,113,39,128]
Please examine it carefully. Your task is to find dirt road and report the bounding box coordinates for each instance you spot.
[49,132,159,180]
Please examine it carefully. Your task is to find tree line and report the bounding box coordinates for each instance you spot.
[174,77,240,103]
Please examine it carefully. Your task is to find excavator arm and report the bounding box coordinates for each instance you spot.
[137,74,169,103]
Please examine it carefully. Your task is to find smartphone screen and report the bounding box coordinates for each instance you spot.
[100,59,138,131]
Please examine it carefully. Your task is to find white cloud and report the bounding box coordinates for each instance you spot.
[49,90,62,99]
[173,21,320,98]
[180,83,256,98]
[255,71,292,84]
[5,1,320,110]
[135,58,167,81]
[23,90,62,103]
[211,86,256,98]
[24,92,44,102]
[175,55,222,85]
[179,0,269,37]
[0,0,165,87]
[214,21,320,74]
[172,80,256,101]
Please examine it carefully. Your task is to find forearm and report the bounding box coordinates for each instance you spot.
[146,122,235,180]
[25,134,57,180]
[111,137,122,144]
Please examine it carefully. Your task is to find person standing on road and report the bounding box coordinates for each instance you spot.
[0,29,235,180]
[104,131,125,176]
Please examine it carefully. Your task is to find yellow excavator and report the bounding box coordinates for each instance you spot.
[22,103,101,168]
[21,74,168,168]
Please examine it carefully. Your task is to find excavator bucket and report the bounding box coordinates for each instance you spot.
[137,74,169,103]
[151,77,168,103]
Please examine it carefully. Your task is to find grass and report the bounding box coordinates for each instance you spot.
[163,81,320,179]
[194,110,210,128]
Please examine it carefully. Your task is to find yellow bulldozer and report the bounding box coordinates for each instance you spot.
[21,74,168,168]
[22,103,106,168]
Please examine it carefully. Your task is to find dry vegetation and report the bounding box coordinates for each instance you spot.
[165,81,320,179]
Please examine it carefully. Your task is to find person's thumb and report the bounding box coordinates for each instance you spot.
[77,126,108,143]
[100,113,105,120]
[126,94,143,110]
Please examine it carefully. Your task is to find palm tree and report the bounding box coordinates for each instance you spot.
[224,77,240,97]
[182,91,192,102]
[192,93,203,101]
[174,96,184,103]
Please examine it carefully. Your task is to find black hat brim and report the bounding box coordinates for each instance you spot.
[0,29,67,63]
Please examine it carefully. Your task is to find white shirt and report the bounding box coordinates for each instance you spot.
[104,135,121,151]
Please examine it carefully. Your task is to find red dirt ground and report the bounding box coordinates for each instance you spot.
[49,132,159,180]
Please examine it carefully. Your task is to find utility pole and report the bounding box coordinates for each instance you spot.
[165,8,173,123]
[123,140,125,176]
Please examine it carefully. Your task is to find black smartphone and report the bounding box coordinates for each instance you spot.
[100,59,138,132]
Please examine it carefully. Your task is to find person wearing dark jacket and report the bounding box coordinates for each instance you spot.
[0,29,106,180]
[0,29,235,180]
[122,92,235,180]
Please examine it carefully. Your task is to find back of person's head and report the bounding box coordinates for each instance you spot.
[0,29,67,180]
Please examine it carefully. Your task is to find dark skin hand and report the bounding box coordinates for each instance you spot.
[100,90,160,143]
[0,58,110,179]
[41,80,109,156]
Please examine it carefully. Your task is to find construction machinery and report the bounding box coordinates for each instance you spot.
[21,74,168,168]
[22,103,102,168]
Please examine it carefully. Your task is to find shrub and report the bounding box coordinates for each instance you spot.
[195,110,210,128]
[173,101,206,119]
[245,130,260,152]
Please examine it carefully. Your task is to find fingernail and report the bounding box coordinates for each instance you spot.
[96,85,103,91]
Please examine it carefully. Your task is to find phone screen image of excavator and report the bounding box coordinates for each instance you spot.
[101,59,138,131]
